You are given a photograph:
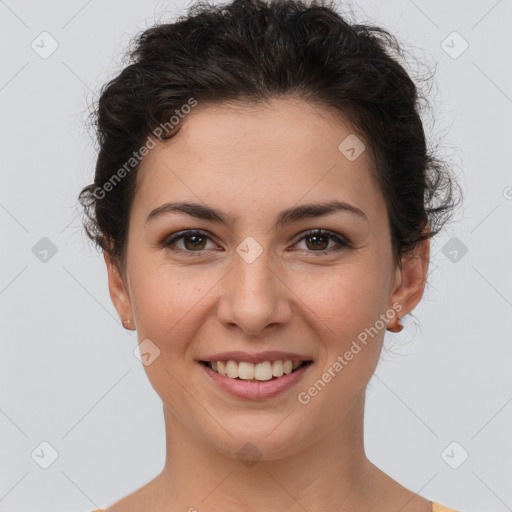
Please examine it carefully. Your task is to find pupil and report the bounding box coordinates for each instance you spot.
[185,235,205,250]
[308,235,328,251]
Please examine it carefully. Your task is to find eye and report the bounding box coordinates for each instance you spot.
[163,228,352,256]
[163,230,218,255]
[292,229,352,255]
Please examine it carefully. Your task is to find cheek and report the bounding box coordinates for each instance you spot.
[129,262,217,346]
[294,259,391,340]
[293,264,389,425]
[128,266,209,397]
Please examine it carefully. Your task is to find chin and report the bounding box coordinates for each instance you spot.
[199,414,315,463]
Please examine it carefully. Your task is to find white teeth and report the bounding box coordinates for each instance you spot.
[217,361,227,377]
[238,361,255,380]
[208,359,307,380]
[254,361,273,380]
[272,360,284,377]
[226,360,239,379]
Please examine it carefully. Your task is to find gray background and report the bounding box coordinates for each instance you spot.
[1,0,511,511]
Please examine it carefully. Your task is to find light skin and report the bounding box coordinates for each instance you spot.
[104,97,431,512]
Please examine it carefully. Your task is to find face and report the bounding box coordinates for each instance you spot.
[105,97,429,460]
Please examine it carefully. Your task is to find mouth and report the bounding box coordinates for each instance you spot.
[199,359,314,382]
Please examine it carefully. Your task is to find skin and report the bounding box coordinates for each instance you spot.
[104,97,431,512]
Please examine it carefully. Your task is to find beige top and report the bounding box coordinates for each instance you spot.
[433,504,461,512]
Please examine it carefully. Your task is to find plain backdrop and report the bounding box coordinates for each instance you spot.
[1,0,511,511]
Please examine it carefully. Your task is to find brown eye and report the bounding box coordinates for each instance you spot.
[181,233,207,251]
[163,228,352,257]
[164,230,216,254]
[304,233,330,251]
[294,229,352,254]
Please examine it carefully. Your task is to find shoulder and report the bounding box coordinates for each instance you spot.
[92,501,462,512]
[89,479,160,512]
[432,503,463,512]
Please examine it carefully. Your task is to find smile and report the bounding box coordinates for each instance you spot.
[199,357,314,400]
[201,359,313,381]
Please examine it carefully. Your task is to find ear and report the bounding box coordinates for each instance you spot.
[104,252,134,328]
[388,237,430,317]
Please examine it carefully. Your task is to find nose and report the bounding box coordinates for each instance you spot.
[216,247,292,336]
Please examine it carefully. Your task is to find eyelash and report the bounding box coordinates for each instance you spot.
[163,229,353,257]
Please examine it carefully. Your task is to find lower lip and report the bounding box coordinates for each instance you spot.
[200,362,313,399]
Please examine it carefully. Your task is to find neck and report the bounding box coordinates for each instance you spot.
[153,391,384,512]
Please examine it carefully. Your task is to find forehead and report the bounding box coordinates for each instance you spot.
[133,98,384,224]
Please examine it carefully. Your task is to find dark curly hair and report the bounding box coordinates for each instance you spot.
[79,0,461,274]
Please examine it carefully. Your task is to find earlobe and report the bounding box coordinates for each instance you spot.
[104,252,134,327]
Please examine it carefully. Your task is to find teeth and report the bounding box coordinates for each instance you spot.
[254,361,273,380]
[272,360,284,377]
[226,360,239,379]
[217,361,227,377]
[208,359,307,380]
[238,361,255,380]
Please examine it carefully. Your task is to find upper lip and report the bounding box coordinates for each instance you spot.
[199,351,313,364]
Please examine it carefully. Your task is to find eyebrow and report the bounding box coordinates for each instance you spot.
[145,200,367,228]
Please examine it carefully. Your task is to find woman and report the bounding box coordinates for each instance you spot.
[79,0,462,510]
